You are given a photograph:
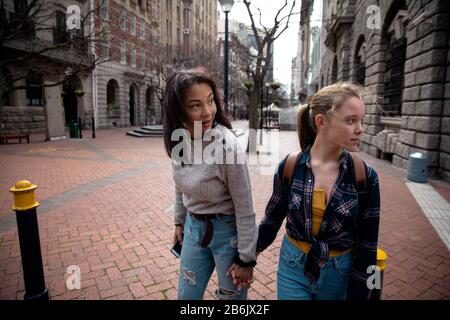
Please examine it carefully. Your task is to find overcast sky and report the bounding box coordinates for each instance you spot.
[218,0,300,89]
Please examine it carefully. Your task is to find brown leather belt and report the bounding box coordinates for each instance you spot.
[190,213,226,247]
[190,213,225,220]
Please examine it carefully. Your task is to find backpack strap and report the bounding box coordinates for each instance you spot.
[282,151,302,190]
[349,153,369,241]
[350,152,367,193]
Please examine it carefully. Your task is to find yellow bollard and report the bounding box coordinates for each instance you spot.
[370,248,388,300]
[10,180,39,211]
[10,180,49,300]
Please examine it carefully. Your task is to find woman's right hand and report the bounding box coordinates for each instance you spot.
[174,225,184,245]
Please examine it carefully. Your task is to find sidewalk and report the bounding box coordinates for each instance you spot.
[0,122,449,299]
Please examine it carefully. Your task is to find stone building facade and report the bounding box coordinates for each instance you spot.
[1,0,94,138]
[94,0,161,128]
[160,0,217,66]
[94,0,218,129]
[319,0,450,181]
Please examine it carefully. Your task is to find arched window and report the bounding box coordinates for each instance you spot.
[107,79,120,118]
[354,36,366,85]
[382,1,408,116]
[107,79,119,107]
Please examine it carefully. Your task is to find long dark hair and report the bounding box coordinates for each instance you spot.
[297,82,364,151]
[163,68,232,157]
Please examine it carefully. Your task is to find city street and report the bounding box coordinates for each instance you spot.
[0,121,449,300]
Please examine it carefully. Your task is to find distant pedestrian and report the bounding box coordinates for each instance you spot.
[163,68,257,300]
[257,82,381,300]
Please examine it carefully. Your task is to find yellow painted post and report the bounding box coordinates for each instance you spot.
[371,248,388,300]
[10,180,49,300]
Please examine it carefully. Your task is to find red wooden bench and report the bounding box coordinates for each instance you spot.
[0,134,30,144]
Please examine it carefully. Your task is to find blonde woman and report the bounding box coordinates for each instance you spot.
[256,83,381,300]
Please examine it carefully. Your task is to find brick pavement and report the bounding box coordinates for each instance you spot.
[0,121,449,300]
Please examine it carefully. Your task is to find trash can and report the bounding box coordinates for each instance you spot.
[406,152,427,183]
[69,121,79,138]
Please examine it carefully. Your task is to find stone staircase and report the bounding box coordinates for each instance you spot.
[126,125,163,138]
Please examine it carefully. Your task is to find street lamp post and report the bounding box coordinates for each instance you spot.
[259,78,264,145]
[220,0,234,115]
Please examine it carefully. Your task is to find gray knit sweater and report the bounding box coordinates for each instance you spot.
[171,124,257,263]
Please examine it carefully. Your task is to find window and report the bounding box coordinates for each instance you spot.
[331,56,338,83]
[100,0,109,20]
[355,40,366,86]
[100,44,110,60]
[107,80,118,106]
[141,47,146,69]
[183,9,190,28]
[383,36,406,116]
[54,10,67,44]
[177,6,180,24]
[100,32,109,59]
[14,0,27,17]
[166,19,169,38]
[2,69,13,106]
[183,33,189,56]
[120,4,127,30]
[26,74,44,106]
[152,4,158,18]
[131,45,136,67]
[106,79,119,118]
[14,0,35,38]
[120,40,126,64]
[140,19,145,39]
[131,15,136,35]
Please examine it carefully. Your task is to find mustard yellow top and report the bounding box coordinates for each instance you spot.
[287,189,351,257]
[311,188,326,236]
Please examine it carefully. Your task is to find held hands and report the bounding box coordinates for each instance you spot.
[226,263,254,290]
[226,252,261,289]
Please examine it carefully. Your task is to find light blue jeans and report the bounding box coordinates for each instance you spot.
[177,213,248,300]
[277,235,353,300]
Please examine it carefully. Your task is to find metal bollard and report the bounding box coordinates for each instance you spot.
[78,117,83,139]
[92,116,96,139]
[10,180,49,300]
[370,248,388,300]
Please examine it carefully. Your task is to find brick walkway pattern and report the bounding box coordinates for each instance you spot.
[0,121,449,300]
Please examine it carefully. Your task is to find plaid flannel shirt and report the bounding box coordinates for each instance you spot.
[256,148,381,300]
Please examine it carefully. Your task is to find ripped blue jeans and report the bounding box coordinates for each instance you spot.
[177,212,247,300]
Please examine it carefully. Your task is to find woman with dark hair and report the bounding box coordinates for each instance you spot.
[257,83,381,300]
[163,68,257,300]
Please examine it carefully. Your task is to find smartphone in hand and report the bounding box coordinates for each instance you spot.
[171,234,183,258]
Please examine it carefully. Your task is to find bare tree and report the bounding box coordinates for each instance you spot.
[227,33,253,119]
[147,43,179,111]
[0,0,111,139]
[242,0,298,150]
[147,33,222,123]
